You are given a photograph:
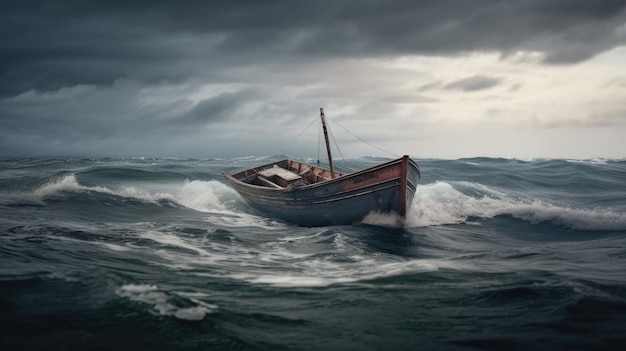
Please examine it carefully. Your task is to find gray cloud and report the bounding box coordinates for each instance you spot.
[445,76,502,92]
[1,0,626,158]
[185,89,262,123]
[2,0,625,96]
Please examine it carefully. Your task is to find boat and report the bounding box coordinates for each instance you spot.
[222,108,421,226]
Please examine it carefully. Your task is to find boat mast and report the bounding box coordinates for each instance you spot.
[319,107,335,179]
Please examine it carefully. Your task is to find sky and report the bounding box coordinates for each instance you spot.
[1,0,626,160]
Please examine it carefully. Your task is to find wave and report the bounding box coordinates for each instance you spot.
[565,157,626,164]
[0,173,225,208]
[0,174,176,206]
[1,174,106,205]
[3,172,624,232]
[403,181,626,231]
[0,174,282,229]
[102,226,472,288]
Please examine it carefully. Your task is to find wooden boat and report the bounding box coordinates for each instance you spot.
[223,108,420,226]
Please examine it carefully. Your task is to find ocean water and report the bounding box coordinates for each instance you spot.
[1,156,625,350]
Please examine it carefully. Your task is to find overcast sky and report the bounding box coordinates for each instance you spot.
[1,0,625,159]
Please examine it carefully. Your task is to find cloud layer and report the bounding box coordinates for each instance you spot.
[3,0,626,96]
[1,1,626,158]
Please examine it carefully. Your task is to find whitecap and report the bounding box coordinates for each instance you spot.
[405,181,626,231]
[0,174,86,205]
[230,258,463,288]
[0,174,281,230]
[361,211,404,227]
[138,230,213,256]
[116,284,216,321]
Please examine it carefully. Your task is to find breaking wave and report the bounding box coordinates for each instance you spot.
[0,174,233,208]
[0,174,107,205]
[2,159,624,233]
[404,181,626,231]
[0,173,282,229]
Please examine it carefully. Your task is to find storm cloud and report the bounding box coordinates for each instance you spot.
[2,0,626,96]
[1,0,626,158]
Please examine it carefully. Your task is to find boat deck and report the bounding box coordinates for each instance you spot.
[231,159,346,189]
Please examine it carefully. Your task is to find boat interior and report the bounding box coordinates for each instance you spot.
[231,159,346,189]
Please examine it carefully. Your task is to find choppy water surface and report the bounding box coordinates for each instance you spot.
[1,156,625,350]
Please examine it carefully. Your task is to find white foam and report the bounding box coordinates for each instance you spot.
[116,284,216,321]
[505,202,626,231]
[125,228,471,289]
[116,186,177,204]
[98,242,133,252]
[258,242,315,261]
[565,157,610,165]
[246,275,353,287]
[0,174,281,229]
[203,212,285,230]
[361,211,404,227]
[114,179,285,229]
[232,258,462,288]
[118,283,158,294]
[332,233,350,250]
[405,181,626,231]
[47,272,80,282]
[173,306,211,321]
[178,180,234,212]
[139,230,213,256]
[277,230,328,242]
[35,174,84,196]
[0,174,85,205]
[0,174,159,205]
[172,180,285,229]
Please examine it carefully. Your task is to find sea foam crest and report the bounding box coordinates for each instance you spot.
[226,253,473,288]
[0,173,279,229]
[177,180,285,229]
[0,174,172,205]
[116,284,216,321]
[1,174,226,208]
[404,181,626,231]
[178,179,235,212]
[0,174,104,205]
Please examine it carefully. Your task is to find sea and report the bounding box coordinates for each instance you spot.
[1,156,625,350]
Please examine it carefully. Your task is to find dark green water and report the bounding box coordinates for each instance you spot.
[1,156,625,350]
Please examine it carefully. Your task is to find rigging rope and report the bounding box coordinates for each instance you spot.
[287,111,400,161]
[326,115,400,158]
[287,115,319,146]
[327,123,345,161]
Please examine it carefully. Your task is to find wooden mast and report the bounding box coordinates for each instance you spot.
[319,107,335,179]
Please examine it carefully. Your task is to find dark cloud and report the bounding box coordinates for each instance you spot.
[1,0,625,158]
[445,76,502,92]
[2,0,625,96]
[184,89,262,123]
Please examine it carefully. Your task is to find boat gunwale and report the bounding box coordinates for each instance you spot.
[223,156,419,192]
[227,175,415,206]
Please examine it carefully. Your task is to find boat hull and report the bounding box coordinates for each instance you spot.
[223,156,420,226]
